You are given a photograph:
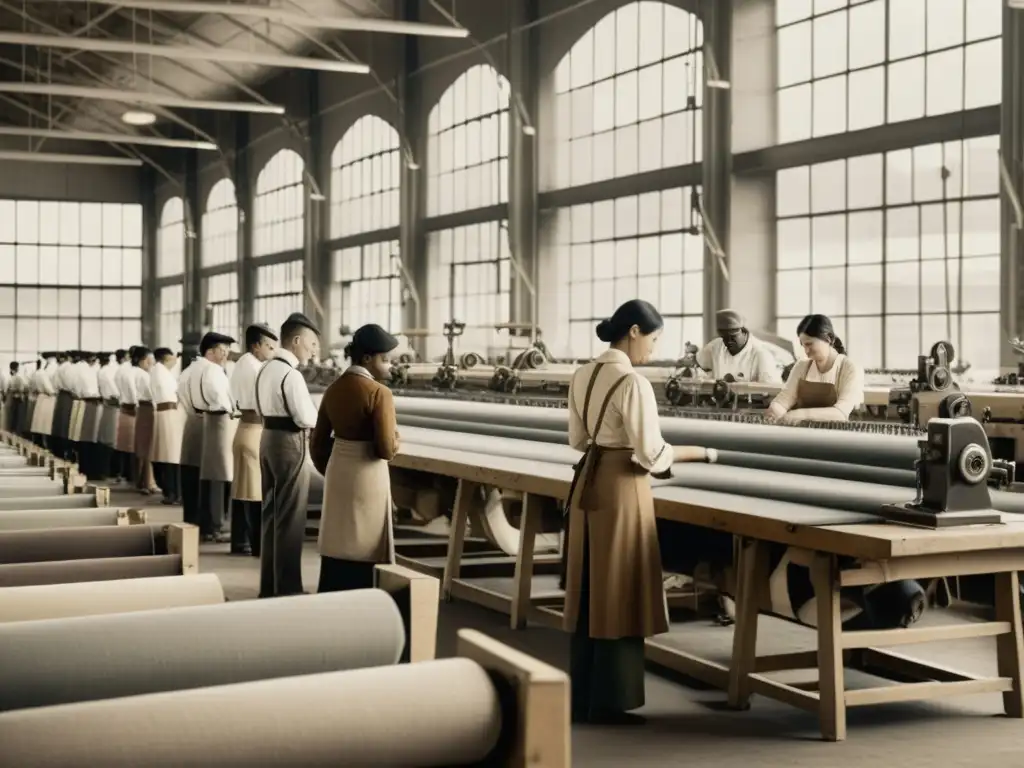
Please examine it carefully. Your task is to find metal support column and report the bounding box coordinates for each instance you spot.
[183,149,203,336]
[1001,2,1023,366]
[140,165,158,346]
[506,0,540,342]
[398,0,428,358]
[700,0,733,341]
[235,114,255,331]
[304,71,329,342]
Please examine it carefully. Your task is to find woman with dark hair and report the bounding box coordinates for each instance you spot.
[563,298,717,726]
[310,323,401,593]
[767,313,864,424]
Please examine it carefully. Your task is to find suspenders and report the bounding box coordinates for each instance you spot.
[254,358,296,423]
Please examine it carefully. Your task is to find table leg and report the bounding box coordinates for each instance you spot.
[511,492,542,630]
[811,552,846,742]
[727,537,768,709]
[441,479,476,602]
[994,570,1024,718]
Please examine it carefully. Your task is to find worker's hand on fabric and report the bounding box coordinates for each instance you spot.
[704,448,718,464]
[765,403,786,423]
[673,445,710,463]
[779,409,807,425]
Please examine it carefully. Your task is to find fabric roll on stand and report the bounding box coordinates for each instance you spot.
[0,629,569,768]
[0,489,108,511]
[0,573,225,623]
[0,568,433,713]
[0,507,146,531]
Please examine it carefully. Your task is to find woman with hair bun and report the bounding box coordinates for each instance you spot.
[563,298,717,726]
[767,313,864,424]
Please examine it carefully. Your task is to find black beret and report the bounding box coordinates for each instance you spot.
[200,332,236,355]
[282,312,320,337]
[351,323,399,356]
[246,322,279,342]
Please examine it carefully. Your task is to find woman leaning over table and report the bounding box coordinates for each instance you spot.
[563,298,718,726]
[767,313,865,425]
[310,324,401,594]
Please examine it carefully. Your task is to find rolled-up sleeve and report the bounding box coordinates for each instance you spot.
[567,379,589,452]
[620,375,672,475]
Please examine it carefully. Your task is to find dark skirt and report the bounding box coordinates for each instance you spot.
[569,525,646,717]
[317,556,376,593]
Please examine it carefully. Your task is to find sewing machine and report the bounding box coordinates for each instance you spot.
[881,418,1004,528]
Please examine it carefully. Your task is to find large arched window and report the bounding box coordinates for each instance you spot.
[202,178,238,267]
[330,115,401,238]
[775,135,1001,371]
[545,2,705,359]
[427,64,510,216]
[775,0,1002,142]
[156,197,185,277]
[551,1,703,189]
[253,148,305,257]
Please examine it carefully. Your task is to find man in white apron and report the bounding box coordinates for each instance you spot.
[177,350,203,529]
[5,362,24,437]
[50,352,74,459]
[193,332,237,544]
[77,353,103,480]
[113,348,137,484]
[30,353,57,450]
[96,352,120,481]
[229,323,278,556]
[23,359,39,443]
[695,309,781,384]
[67,352,88,464]
[132,347,160,494]
[255,313,320,597]
[150,348,183,506]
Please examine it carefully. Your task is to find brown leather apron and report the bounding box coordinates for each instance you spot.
[793,357,844,410]
[562,363,670,640]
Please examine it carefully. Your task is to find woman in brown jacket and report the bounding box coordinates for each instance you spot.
[310,324,400,593]
[564,299,717,726]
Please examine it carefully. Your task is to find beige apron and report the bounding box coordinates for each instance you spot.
[32,393,55,436]
[151,402,184,464]
[562,363,669,640]
[68,400,85,442]
[134,401,155,460]
[180,412,204,467]
[115,405,136,453]
[319,437,395,563]
[196,370,236,483]
[231,411,263,501]
[81,400,102,443]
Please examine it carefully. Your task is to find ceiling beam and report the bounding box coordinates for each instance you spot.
[0,150,142,166]
[0,31,370,73]
[33,0,470,38]
[0,125,217,150]
[0,82,286,115]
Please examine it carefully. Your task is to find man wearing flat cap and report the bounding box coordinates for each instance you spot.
[189,331,237,544]
[311,323,401,592]
[695,309,781,384]
[255,312,321,597]
[150,348,184,505]
[229,322,278,556]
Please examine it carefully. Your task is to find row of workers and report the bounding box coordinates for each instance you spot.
[0,314,403,597]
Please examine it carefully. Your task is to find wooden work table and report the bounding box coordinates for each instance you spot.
[392,440,1024,742]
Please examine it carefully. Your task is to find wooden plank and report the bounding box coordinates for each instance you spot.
[440,479,477,601]
[842,622,1012,649]
[842,550,1024,586]
[812,553,846,742]
[747,674,821,713]
[845,678,1012,707]
[727,538,769,709]
[511,492,542,630]
[994,570,1024,718]
[858,648,981,683]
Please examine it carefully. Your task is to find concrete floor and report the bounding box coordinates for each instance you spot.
[124,487,1024,767]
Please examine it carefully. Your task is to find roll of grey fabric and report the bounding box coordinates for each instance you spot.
[0,658,503,767]
[0,555,182,588]
[0,525,161,564]
[0,588,407,712]
[0,508,128,531]
[0,494,96,511]
[394,396,922,469]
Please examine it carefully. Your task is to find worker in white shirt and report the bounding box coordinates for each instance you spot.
[4,362,22,434]
[0,362,9,433]
[255,312,321,598]
[229,323,279,556]
[132,347,160,494]
[177,351,203,530]
[50,352,74,458]
[74,353,103,480]
[695,309,781,384]
[96,351,121,481]
[23,359,40,442]
[30,353,57,449]
[68,351,91,462]
[150,347,184,505]
[192,331,238,543]
[114,346,139,485]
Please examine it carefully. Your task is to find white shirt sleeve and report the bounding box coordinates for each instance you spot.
[619,374,672,475]
[201,366,236,413]
[136,369,152,401]
[770,359,808,414]
[122,368,139,405]
[281,368,319,429]
[753,345,782,384]
[695,341,715,371]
